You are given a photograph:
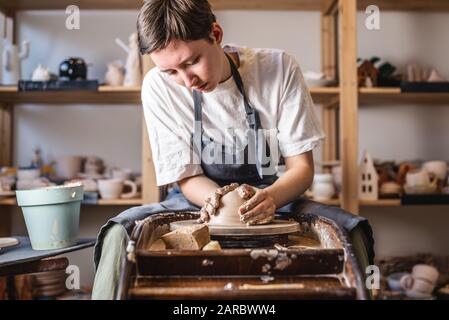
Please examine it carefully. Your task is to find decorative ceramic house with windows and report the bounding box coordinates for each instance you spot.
[359,150,378,201]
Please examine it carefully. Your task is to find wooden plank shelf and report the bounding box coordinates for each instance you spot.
[0,197,143,206]
[2,0,448,13]
[0,86,142,104]
[359,87,449,105]
[313,198,402,207]
[0,0,336,12]
[0,86,337,105]
[310,87,339,104]
[0,197,17,205]
[357,0,449,12]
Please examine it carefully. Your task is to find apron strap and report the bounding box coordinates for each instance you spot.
[192,89,203,164]
[225,53,261,131]
[193,51,264,179]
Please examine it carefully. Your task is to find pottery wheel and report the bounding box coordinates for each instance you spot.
[170,219,300,236]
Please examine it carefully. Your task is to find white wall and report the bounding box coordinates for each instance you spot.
[15,11,143,171]
[9,9,449,288]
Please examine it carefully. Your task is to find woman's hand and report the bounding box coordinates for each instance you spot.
[237,184,276,225]
[198,183,239,223]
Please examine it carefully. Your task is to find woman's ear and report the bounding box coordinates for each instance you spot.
[211,22,224,44]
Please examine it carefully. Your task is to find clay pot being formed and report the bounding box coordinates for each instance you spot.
[209,189,246,226]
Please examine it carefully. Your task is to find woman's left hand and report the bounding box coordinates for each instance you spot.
[237,184,276,225]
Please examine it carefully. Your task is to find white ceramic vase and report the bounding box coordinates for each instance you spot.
[2,39,30,85]
[312,173,335,201]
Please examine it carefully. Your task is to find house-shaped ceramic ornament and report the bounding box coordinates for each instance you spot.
[359,150,379,201]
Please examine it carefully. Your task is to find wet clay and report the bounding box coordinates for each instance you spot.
[209,189,246,226]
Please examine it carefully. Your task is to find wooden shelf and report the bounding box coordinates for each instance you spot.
[0,197,143,206]
[309,87,339,105]
[0,85,339,106]
[313,87,449,106]
[0,0,336,12]
[359,87,401,95]
[360,199,401,206]
[4,0,448,13]
[314,198,402,206]
[359,87,449,105]
[0,197,16,205]
[0,86,142,104]
[357,0,449,12]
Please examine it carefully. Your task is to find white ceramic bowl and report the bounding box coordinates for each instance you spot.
[387,272,409,292]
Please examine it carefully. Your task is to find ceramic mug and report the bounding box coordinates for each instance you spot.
[423,161,448,181]
[405,169,431,187]
[98,179,137,199]
[400,264,439,298]
[56,155,83,179]
[111,168,132,181]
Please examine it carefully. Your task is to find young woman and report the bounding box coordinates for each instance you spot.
[92,0,374,299]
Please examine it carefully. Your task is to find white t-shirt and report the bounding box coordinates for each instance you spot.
[142,44,325,186]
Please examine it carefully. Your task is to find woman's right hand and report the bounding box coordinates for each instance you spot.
[198,183,239,223]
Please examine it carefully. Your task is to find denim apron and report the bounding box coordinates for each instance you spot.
[94,53,374,269]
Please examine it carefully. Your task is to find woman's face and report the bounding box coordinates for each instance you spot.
[150,23,227,93]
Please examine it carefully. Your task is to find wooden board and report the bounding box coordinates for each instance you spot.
[338,0,359,214]
[130,275,356,300]
[136,248,345,276]
[0,0,335,12]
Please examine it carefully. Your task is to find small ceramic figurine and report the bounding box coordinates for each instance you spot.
[115,32,142,86]
[2,39,30,85]
[104,60,125,86]
[84,156,105,176]
[31,64,51,81]
[427,69,446,82]
[30,147,44,169]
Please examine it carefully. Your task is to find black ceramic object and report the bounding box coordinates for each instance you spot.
[59,57,87,80]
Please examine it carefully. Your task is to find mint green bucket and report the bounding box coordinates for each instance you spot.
[16,185,83,250]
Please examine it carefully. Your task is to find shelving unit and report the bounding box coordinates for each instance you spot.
[1,0,448,227]
[0,0,357,221]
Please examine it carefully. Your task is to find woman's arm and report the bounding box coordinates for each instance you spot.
[265,150,315,208]
[178,174,219,207]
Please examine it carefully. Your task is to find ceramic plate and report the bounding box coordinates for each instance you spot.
[0,237,20,250]
[404,185,437,194]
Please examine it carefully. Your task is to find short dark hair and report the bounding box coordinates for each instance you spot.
[137,0,217,55]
